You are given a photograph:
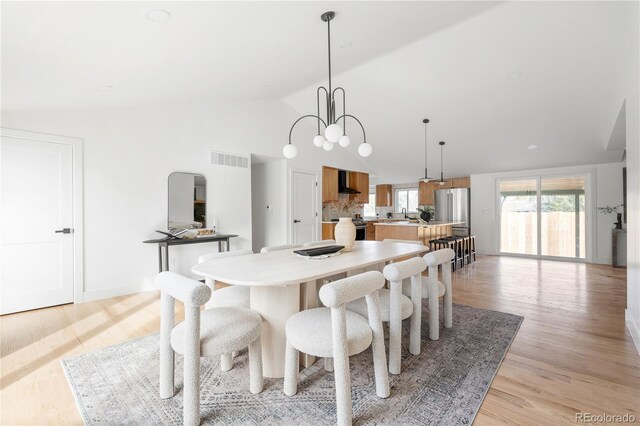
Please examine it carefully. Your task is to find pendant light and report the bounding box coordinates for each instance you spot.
[438,141,449,186]
[283,11,372,159]
[420,118,435,182]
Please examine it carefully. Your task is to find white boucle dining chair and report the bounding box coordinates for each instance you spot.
[364,239,426,273]
[283,271,390,426]
[401,248,455,340]
[156,272,263,426]
[260,243,302,253]
[197,249,254,371]
[347,256,427,375]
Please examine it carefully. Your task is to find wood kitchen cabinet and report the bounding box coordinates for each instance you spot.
[322,222,336,239]
[366,221,377,240]
[419,181,440,205]
[348,171,369,203]
[376,184,392,207]
[322,166,339,203]
[451,176,471,189]
[419,177,470,205]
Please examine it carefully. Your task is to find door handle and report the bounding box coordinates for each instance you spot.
[293,220,301,223]
[55,228,72,234]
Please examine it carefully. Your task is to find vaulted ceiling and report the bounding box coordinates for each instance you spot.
[2,1,634,182]
[1,1,497,111]
[284,1,633,182]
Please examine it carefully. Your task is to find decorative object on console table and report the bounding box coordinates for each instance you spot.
[334,218,356,251]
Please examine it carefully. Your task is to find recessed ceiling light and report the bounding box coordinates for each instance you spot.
[508,71,522,80]
[145,9,171,22]
[97,85,114,92]
[527,144,538,150]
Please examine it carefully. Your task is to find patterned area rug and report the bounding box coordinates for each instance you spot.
[62,303,522,425]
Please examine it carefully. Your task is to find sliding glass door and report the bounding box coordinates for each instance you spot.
[499,179,538,255]
[499,175,587,260]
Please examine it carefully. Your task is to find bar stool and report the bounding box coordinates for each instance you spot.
[467,235,477,263]
[429,239,457,271]
[439,236,462,269]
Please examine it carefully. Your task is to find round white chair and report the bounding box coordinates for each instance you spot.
[156,272,263,426]
[401,248,455,340]
[197,249,254,371]
[347,256,426,375]
[198,249,253,309]
[283,271,390,426]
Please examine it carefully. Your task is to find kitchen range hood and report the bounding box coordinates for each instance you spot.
[338,170,360,194]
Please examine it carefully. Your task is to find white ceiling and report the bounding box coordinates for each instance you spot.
[1,1,497,111]
[285,1,633,182]
[2,1,633,182]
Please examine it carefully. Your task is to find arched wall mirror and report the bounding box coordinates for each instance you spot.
[168,172,206,230]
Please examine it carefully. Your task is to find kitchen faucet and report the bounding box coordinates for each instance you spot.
[402,208,407,219]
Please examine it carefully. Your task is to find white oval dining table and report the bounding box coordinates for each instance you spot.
[191,240,428,378]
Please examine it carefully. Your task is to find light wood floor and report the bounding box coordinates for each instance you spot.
[1,256,638,425]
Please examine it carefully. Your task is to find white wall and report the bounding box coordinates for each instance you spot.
[1,98,372,301]
[622,2,640,353]
[251,158,287,252]
[470,162,624,264]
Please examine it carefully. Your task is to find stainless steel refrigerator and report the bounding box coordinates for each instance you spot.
[434,188,471,235]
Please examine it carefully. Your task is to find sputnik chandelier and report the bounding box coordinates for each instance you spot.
[283,11,372,159]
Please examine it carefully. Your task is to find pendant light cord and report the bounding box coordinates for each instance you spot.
[440,142,445,181]
[424,123,428,178]
[327,18,332,123]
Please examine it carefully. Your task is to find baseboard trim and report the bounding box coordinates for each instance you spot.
[625,309,640,355]
[83,283,153,303]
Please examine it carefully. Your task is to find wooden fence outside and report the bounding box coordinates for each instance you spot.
[500,212,585,258]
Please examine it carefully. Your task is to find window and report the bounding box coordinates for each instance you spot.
[395,188,419,213]
[363,193,376,217]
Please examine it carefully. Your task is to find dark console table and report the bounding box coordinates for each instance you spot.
[143,234,238,272]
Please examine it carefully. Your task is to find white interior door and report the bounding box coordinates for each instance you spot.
[292,171,317,244]
[1,136,75,314]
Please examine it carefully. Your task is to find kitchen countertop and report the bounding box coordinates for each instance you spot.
[322,220,379,224]
[374,221,464,228]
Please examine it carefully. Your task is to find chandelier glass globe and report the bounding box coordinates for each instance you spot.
[323,140,334,151]
[358,142,372,157]
[313,134,325,148]
[324,124,343,143]
[282,144,298,159]
[338,135,351,147]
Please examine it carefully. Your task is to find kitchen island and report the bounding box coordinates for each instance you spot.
[374,221,464,244]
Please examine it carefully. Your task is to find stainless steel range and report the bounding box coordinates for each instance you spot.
[331,219,367,240]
